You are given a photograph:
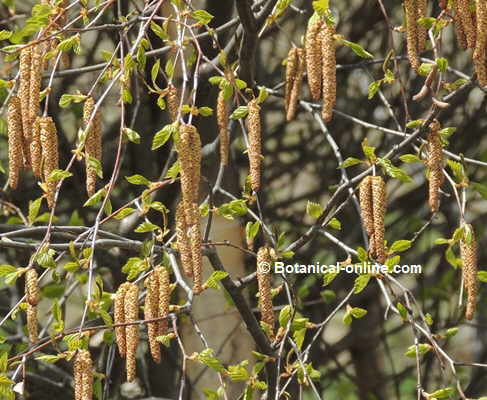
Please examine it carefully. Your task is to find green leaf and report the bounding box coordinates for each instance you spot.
[478,271,487,283]
[35,354,62,363]
[404,343,432,358]
[125,174,151,186]
[312,0,329,16]
[198,106,213,116]
[390,240,412,253]
[378,158,412,183]
[150,22,168,40]
[406,119,424,128]
[165,160,180,179]
[306,201,323,219]
[361,138,376,162]
[0,31,12,41]
[323,271,339,286]
[256,87,269,104]
[217,200,248,220]
[28,197,42,225]
[327,218,341,230]
[397,302,408,320]
[436,57,448,73]
[368,80,382,99]
[192,9,214,25]
[342,40,374,58]
[204,271,228,290]
[279,305,293,328]
[0,265,16,277]
[41,284,64,298]
[10,4,53,44]
[428,387,454,399]
[47,169,73,182]
[196,349,225,372]
[353,274,371,294]
[447,160,465,183]
[445,327,458,338]
[152,123,176,150]
[230,106,249,120]
[350,307,367,318]
[123,127,140,144]
[339,157,362,168]
[59,93,87,108]
[134,222,159,233]
[245,221,260,242]
[114,208,135,220]
[399,154,421,163]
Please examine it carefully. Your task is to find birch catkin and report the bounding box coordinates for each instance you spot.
[144,272,161,363]
[176,202,193,277]
[359,176,375,256]
[7,96,24,189]
[39,117,59,208]
[286,48,305,121]
[156,266,170,337]
[257,247,274,336]
[19,47,32,167]
[74,350,93,400]
[427,120,444,213]
[246,100,262,192]
[454,3,468,50]
[457,0,476,48]
[305,18,323,101]
[416,0,428,53]
[405,0,420,71]
[29,45,43,136]
[30,117,42,177]
[321,23,336,123]
[217,90,229,166]
[83,97,103,196]
[25,268,40,306]
[124,283,139,382]
[189,208,203,294]
[27,304,38,343]
[460,225,478,321]
[114,283,129,357]
[473,0,487,86]
[285,47,299,115]
[371,176,386,264]
[167,86,179,122]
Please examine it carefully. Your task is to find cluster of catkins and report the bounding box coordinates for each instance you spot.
[404,0,428,71]
[7,44,59,208]
[257,247,275,337]
[176,124,204,294]
[359,176,387,264]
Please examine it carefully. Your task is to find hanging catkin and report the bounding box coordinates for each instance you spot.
[74,350,93,400]
[359,176,375,256]
[176,202,193,277]
[285,47,299,115]
[19,47,32,167]
[457,0,477,49]
[144,272,161,363]
[83,97,103,196]
[7,96,24,189]
[473,0,487,86]
[124,283,139,382]
[257,247,274,336]
[286,48,305,121]
[156,266,170,337]
[460,225,478,320]
[405,0,420,71]
[26,304,38,343]
[114,283,129,357]
[416,0,428,53]
[217,90,229,166]
[305,17,323,101]
[167,86,179,122]
[453,4,468,50]
[29,44,43,139]
[246,99,262,192]
[427,120,444,213]
[188,206,203,294]
[30,117,42,177]
[371,176,386,264]
[39,117,59,209]
[321,23,336,123]
[25,268,40,306]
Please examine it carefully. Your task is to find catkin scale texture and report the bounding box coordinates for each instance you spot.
[25,268,40,306]
[285,47,299,112]
[114,283,129,357]
[427,120,444,213]
[19,47,32,167]
[83,97,103,196]
[7,96,24,189]
[29,45,43,140]
[39,117,59,209]
[321,23,336,123]
[217,90,230,166]
[124,283,139,382]
[305,18,323,101]
[359,176,375,256]
[460,227,478,321]
[156,266,170,337]
[176,202,193,278]
[371,176,386,264]
[74,350,93,400]
[167,86,179,122]
[405,0,420,71]
[27,304,38,343]
[286,48,305,121]
[474,0,487,86]
[257,247,274,335]
[457,0,477,48]
[416,0,428,53]
[31,117,42,177]
[246,100,262,192]
[144,273,161,363]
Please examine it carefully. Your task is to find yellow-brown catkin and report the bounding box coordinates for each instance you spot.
[167,86,179,122]
[453,0,468,49]
[371,176,386,264]
[7,96,24,189]
[305,18,323,101]
[114,283,129,357]
[257,247,274,336]
[405,0,420,71]
[457,0,477,48]
[19,47,32,167]
[83,97,103,196]
[176,202,193,278]
[30,117,42,178]
[286,48,305,122]
[246,100,262,192]
[285,47,299,115]
[124,283,139,382]
[217,90,229,166]
[188,206,203,294]
[416,0,428,53]
[26,304,38,343]
[359,176,375,256]
[29,45,43,139]
[74,350,93,400]
[25,268,40,306]
[156,266,170,337]
[473,0,487,86]
[39,117,59,209]
[321,23,336,123]
[460,225,477,320]
[144,272,161,363]
[427,120,444,213]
